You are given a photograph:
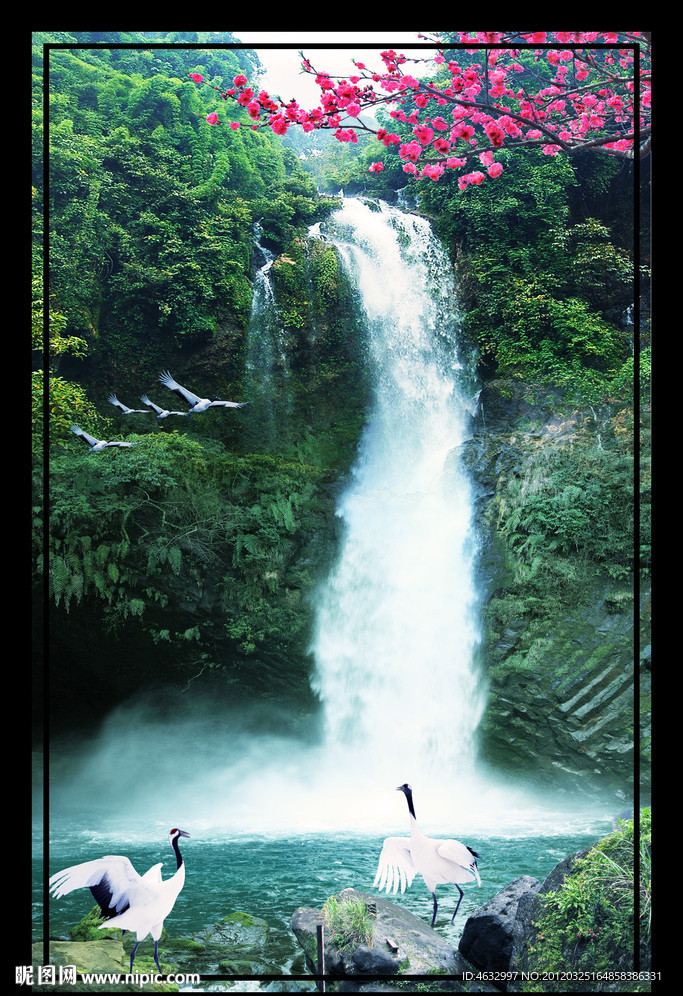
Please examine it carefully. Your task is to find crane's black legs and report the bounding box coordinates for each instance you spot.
[450,884,465,922]
[128,939,162,975]
[129,941,140,973]
[432,884,466,928]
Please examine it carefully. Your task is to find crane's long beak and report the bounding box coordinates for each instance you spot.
[178,830,191,838]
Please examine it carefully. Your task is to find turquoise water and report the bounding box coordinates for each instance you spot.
[36,812,613,975]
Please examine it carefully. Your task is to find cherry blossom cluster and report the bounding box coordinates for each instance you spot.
[189,31,650,186]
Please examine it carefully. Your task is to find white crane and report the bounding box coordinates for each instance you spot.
[158,369,249,413]
[374,784,480,928]
[140,394,190,419]
[71,425,138,452]
[49,828,190,974]
[108,394,150,415]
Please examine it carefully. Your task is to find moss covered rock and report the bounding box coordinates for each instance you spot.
[462,379,647,800]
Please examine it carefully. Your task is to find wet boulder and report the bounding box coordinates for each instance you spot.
[458,875,541,978]
[291,887,469,981]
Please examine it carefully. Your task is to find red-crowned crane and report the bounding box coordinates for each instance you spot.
[374,784,480,928]
[107,394,150,415]
[140,394,190,419]
[158,369,249,413]
[49,828,190,974]
[71,424,138,452]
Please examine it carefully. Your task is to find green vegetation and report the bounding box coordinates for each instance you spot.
[32,32,364,724]
[322,895,375,952]
[498,441,638,590]
[33,32,335,407]
[69,906,121,942]
[417,149,640,404]
[41,430,335,706]
[523,811,652,991]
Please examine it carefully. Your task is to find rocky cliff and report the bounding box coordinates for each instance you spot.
[461,378,648,802]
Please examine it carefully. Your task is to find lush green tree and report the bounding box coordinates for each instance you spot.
[416,147,635,399]
[35,32,333,400]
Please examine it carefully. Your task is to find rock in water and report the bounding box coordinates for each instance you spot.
[458,875,541,975]
[291,887,469,980]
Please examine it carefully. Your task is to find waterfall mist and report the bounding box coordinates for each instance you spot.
[47,199,609,839]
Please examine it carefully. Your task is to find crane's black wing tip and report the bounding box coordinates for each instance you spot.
[90,881,130,920]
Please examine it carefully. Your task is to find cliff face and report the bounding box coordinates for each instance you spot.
[461,378,647,802]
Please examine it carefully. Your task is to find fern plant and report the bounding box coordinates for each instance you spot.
[523,810,652,991]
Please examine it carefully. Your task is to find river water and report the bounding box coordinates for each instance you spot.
[37,811,613,980]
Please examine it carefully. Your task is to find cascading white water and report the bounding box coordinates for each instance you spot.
[310,198,486,806]
[244,222,292,444]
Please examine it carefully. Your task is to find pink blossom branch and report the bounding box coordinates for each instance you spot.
[191,31,650,186]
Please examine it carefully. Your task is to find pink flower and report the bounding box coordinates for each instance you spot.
[206,112,219,125]
[497,115,523,138]
[258,91,277,110]
[237,88,255,107]
[229,121,240,130]
[458,170,485,190]
[453,123,475,141]
[487,162,503,178]
[233,74,248,87]
[334,128,358,143]
[399,140,423,162]
[377,129,401,147]
[189,73,203,83]
[414,124,434,145]
[368,162,384,172]
[270,116,289,136]
[484,121,506,147]
[421,163,444,180]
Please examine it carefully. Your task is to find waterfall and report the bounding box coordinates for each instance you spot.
[244,222,292,446]
[310,198,486,812]
[49,199,492,835]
